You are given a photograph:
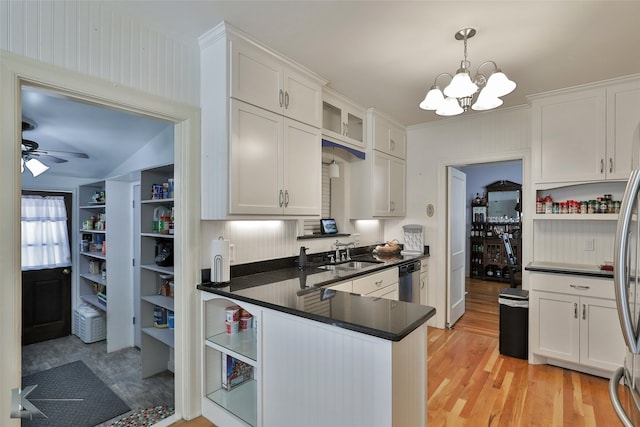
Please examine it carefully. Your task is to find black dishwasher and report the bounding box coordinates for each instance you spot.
[398,260,421,303]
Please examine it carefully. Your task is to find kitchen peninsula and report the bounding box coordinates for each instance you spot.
[197,250,434,427]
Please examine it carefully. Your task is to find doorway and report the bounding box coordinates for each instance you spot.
[455,160,524,319]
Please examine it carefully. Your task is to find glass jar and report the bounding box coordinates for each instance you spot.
[580,201,588,214]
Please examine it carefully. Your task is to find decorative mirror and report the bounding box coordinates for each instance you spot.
[486,180,521,222]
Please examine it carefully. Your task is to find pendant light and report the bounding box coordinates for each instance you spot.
[328,147,339,178]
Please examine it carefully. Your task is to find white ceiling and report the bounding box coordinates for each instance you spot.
[21,1,640,180]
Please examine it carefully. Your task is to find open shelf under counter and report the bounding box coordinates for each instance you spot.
[532,213,619,221]
[206,380,257,427]
[81,294,106,311]
[206,329,258,365]
[142,326,174,347]
[141,295,174,312]
[80,251,106,260]
[80,273,106,286]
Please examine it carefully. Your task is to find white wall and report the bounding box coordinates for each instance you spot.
[0,0,200,107]
[402,106,531,328]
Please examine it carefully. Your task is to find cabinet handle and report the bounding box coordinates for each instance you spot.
[569,284,590,290]
[279,189,284,207]
[610,158,613,174]
[582,304,586,320]
[279,89,284,107]
[284,190,289,207]
[284,91,289,109]
[375,280,384,286]
[600,158,604,174]
[342,122,347,135]
[390,139,396,151]
[344,123,348,137]
[574,302,578,319]
[421,279,425,290]
[390,201,395,212]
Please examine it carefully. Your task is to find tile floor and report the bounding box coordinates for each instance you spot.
[22,335,174,426]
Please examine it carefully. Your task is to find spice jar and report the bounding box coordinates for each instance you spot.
[536,197,544,214]
[580,201,588,214]
[544,195,553,214]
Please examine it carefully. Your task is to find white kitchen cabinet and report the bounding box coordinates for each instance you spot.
[200,22,327,219]
[352,268,399,300]
[322,87,366,149]
[350,109,406,219]
[369,108,406,159]
[230,100,321,215]
[230,34,322,128]
[420,262,428,306]
[529,272,625,376]
[531,76,640,184]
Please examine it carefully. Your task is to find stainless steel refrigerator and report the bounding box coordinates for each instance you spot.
[611,169,640,426]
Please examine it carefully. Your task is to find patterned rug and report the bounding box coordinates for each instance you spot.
[107,405,174,427]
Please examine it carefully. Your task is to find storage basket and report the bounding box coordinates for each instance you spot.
[73,304,106,343]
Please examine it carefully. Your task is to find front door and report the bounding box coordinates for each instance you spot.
[21,191,72,345]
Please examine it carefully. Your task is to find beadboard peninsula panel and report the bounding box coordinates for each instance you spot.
[0,0,199,106]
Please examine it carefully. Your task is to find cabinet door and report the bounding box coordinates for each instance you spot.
[283,68,322,128]
[419,271,428,306]
[282,118,321,215]
[373,113,406,159]
[322,91,366,149]
[531,291,580,363]
[230,100,283,214]
[372,151,392,216]
[579,296,626,371]
[230,37,283,115]
[532,88,606,183]
[606,79,640,180]
[389,156,406,216]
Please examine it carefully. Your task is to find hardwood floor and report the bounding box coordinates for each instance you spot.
[172,278,619,427]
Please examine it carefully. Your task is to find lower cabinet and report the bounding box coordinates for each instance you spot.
[352,268,399,300]
[529,272,625,376]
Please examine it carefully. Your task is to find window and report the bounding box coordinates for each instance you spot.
[21,195,71,270]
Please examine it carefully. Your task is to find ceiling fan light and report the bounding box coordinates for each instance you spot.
[443,70,478,98]
[25,158,49,177]
[436,97,464,116]
[471,90,503,111]
[484,71,516,97]
[419,87,445,110]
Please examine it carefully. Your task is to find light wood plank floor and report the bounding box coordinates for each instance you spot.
[172,278,619,427]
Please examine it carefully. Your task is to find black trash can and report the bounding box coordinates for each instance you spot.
[499,288,529,359]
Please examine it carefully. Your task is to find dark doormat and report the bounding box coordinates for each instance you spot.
[21,360,130,427]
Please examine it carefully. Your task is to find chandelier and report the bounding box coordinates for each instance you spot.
[419,28,516,116]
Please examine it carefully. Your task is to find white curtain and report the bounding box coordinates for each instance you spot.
[21,195,71,271]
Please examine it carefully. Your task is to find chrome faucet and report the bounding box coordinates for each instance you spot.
[334,240,355,262]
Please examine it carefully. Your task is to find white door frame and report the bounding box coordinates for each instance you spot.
[434,151,530,330]
[0,51,202,425]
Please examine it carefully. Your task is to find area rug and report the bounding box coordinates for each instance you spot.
[107,405,175,427]
[21,360,130,427]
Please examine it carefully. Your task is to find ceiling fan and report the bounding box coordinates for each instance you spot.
[21,119,89,176]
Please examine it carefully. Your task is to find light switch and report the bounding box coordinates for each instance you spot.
[584,239,594,251]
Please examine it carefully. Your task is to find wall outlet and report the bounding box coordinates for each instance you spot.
[352,234,360,246]
[584,238,594,251]
[229,244,235,262]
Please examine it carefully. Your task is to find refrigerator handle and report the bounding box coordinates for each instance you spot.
[609,367,635,427]
[615,169,640,353]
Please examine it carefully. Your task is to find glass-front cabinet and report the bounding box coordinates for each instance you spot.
[322,87,366,149]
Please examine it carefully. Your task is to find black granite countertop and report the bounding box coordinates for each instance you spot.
[198,248,435,341]
[525,261,614,279]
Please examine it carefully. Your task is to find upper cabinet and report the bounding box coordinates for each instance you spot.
[531,76,640,184]
[321,87,366,149]
[370,108,406,160]
[230,36,323,127]
[200,22,327,219]
[350,108,407,218]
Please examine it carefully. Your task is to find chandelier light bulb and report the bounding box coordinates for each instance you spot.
[436,97,464,116]
[472,89,504,111]
[419,87,445,110]
[444,70,478,98]
[484,71,516,97]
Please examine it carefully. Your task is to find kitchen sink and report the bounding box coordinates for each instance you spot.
[318,260,382,271]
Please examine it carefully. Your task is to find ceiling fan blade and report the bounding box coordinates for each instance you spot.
[30,153,68,163]
[37,149,89,159]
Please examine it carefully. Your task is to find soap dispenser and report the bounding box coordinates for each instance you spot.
[298,246,308,270]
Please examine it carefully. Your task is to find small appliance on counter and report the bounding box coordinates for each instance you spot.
[401,224,424,255]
